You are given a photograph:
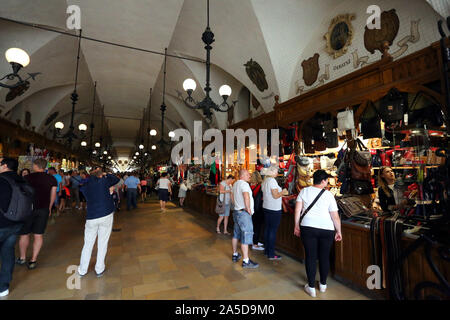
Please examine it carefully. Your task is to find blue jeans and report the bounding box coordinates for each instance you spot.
[263,208,282,258]
[127,188,137,210]
[0,223,22,291]
[232,210,254,245]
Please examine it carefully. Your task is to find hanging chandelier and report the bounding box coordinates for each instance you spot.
[53,30,86,146]
[181,0,236,121]
[156,48,172,150]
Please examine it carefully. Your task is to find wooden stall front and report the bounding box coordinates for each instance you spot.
[182,40,450,300]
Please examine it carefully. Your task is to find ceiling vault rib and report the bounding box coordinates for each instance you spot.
[0,16,206,64]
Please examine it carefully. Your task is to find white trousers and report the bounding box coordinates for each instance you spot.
[78,213,114,275]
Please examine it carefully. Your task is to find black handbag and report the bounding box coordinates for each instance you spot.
[380,88,407,123]
[360,101,382,139]
[407,91,444,128]
[325,131,338,148]
[351,180,374,195]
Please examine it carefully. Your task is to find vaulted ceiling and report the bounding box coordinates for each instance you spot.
[0,0,445,158]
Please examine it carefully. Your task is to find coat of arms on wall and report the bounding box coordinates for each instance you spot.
[301,53,320,86]
[324,14,355,59]
[364,9,400,55]
[244,59,268,92]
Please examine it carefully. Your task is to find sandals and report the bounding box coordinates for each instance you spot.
[223,231,231,235]
[16,258,26,266]
[216,229,221,234]
[27,261,37,270]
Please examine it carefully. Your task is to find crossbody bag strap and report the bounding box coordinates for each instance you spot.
[300,189,326,223]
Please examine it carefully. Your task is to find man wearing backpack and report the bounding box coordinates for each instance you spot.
[0,158,28,296]
[17,158,57,270]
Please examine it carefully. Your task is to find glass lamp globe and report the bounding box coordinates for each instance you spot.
[54,122,64,130]
[135,152,139,156]
[81,141,87,147]
[219,85,232,97]
[78,123,87,131]
[150,129,157,136]
[108,156,111,159]
[103,150,108,155]
[133,156,137,159]
[183,78,196,92]
[139,144,144,150]
[144,153,148,156]
[152,145,156,150]
[5,48,30,67]
[92,150,97,155]
[168,131,175,138]
[95,142,101,148]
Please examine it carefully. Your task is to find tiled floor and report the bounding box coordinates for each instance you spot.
[3,199,370,300]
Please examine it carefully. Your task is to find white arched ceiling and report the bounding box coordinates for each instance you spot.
[1,0,443,160]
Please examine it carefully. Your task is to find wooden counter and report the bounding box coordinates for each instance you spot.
[183,189,449,300]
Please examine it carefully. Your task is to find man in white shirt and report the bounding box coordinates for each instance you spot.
[231,169,259,269]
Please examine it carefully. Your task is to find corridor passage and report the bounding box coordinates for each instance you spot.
[5,200,369,300]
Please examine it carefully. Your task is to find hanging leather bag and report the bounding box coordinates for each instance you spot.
[353,139,372,167]
[379,87,407,123]
[351,180,374,195]
[337,108,355,132]
[325,130,339,148]
[360,101,382,139]
[215,194,225,215]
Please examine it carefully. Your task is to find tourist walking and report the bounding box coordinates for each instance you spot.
[69,171,82,210]
[156,173,172,212]
[231,169,259,269]
[18,158,57,270]
[178,179,188,207]
[124,172,141,211]
[78,167,119,277]
[294,170,342,297]
[0,158,32,296]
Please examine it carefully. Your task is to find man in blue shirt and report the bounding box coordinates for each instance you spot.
[124,172,141,211]
[48,167,62,215]
[78,167,119,277]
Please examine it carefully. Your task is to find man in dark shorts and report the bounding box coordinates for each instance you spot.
[17,158,57,270]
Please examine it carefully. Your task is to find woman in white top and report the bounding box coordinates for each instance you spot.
[156,172,172,212]
[216,175,234,234]
[261,166,288,260]
[178,179,188,207]
[293,170,342,298]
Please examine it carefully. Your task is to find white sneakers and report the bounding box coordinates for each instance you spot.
[0,289,9,297]
[304,283,327,297]
[304,284,316,298]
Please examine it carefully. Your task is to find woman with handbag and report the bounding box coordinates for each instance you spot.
[294,170,342,298]
[216,175,234,234]
[261,166,288,260]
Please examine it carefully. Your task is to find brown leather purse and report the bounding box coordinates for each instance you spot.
[351,159,372,180]
[337,196,370,217]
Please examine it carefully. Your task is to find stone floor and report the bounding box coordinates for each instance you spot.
[3,198,370,300]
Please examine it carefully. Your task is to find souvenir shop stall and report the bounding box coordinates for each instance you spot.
[273,41,450,300]
[183,40,450,300]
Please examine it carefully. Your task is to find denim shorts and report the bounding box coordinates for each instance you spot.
[232,210,254,245]
[219,204,231,217]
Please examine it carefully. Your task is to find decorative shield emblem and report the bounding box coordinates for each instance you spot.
[324,14,355,59]
[301,53,320,87]
[364,9,400,54]
[244,59,269,92]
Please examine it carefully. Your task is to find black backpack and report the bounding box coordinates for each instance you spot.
[360,101,382,139]
[0,175,35,222]
[379,88,407,123]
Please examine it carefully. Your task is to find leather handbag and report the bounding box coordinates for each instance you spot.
[351,180,374,195]
[353,139,372,166]
[379,88,407,123]
[337,196,370,217]
[351,161,372,181]
[325,131,339,148]
[215,195,225,215]
[360,101,382,139]
[337,108,355,132]
[282,194,298,214]
[314,138,327,151]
